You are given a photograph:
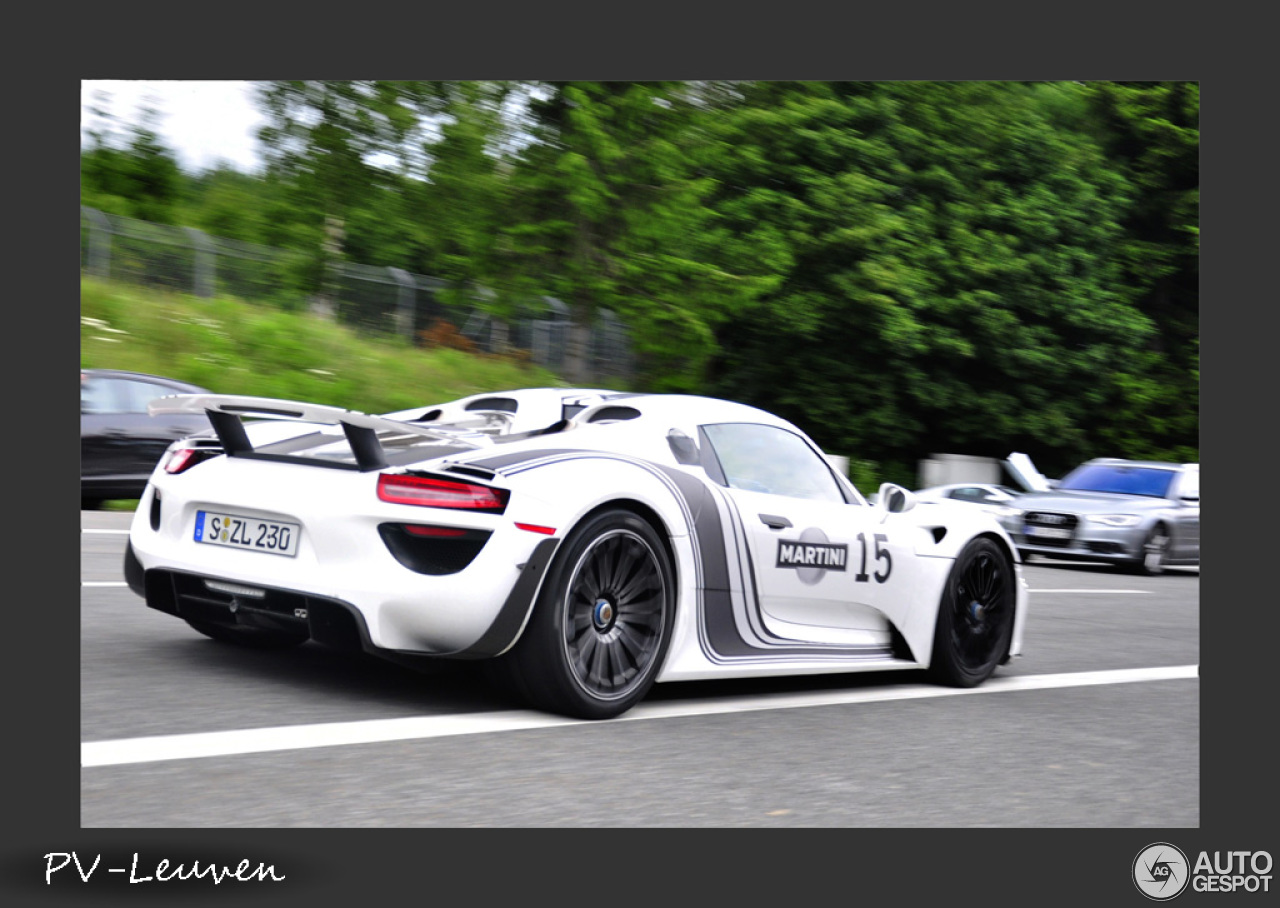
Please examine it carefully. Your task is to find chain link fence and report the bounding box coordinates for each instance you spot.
[80,206,634,382]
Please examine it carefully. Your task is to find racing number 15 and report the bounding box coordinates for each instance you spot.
[854,532,892,583]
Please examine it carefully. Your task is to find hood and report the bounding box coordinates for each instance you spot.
[1010,489,1169,515]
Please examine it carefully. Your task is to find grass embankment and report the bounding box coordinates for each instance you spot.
[80,278,576,509]
[80,278,571,413]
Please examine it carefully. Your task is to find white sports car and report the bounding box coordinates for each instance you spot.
[124,388,1028,720]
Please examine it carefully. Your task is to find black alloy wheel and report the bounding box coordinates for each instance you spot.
[491,508,675,720]
[929,537,1016,687]
[561,526,669,701]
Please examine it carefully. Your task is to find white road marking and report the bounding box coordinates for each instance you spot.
[1030,589,1151,594]
[81,665,1198,768]
[78,579,1149,592]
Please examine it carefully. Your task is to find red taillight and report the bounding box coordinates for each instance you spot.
[377,473,510,512]
[164,446,209,475]
[404,524,468,537]
[164,448,197,474]
[515,523,557,536]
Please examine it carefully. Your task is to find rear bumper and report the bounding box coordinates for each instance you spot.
[125,468,560,656]
[126,537,559,659]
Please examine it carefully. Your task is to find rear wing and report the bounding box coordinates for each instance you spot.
[149,394,493,472]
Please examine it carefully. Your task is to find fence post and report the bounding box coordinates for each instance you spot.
[387,267,414,340]
[83,206,112,279]
[185,227,216,298]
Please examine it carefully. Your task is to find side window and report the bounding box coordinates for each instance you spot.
[950,487,986,502]
[121,380,178,414]
[81,376,122,414]
[701,423,847,504]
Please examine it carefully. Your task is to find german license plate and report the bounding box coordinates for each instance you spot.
[195,510,300,557]
[1025,524,1071,540]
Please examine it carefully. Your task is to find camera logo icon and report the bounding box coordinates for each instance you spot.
[1133,843,1190,900]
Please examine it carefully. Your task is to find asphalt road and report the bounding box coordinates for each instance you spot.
[80,510,1199,827]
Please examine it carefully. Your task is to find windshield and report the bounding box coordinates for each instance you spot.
[1057,463,1176,498]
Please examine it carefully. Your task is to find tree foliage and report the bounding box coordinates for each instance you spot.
[80,80,1199,480]
[702,81,1165,477]
[81,103,182,223]
[491,82,763,386]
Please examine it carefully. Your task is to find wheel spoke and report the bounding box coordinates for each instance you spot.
[951,549,1012,668]
[589,635,613,689]
[608,539,642,594]
[572,628,600,677]
[615,571,660,610]
[580,552,606,598]
[568,603,593,637]
[615,617,654,659]
[562,527,668,700]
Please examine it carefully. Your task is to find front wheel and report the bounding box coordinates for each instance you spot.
[489,509,675,720]
[929,537,1016,688]
[1130,525,1170,576]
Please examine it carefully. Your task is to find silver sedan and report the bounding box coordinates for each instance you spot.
[998,458,1199,574]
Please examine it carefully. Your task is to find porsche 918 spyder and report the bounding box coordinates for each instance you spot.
[124,387,1028,719]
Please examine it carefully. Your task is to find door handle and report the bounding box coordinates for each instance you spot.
[758,514,792,530]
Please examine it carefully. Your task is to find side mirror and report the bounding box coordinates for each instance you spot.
[1180,494,1199,505]
[877,482,917,514]
[666,429,700,465]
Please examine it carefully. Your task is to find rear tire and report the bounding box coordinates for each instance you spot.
[489,508,675,720]
[929,537,1016,687]
[185,618,307,649]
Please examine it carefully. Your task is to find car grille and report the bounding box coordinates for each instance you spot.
[1021,511,1078,547]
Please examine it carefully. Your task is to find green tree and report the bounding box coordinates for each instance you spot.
[706,81,1149,479]
[496,82,760,388]
[254,81,447,294]
[81,102,182,224]
[416,81,523,341]
[178,164,273,243]
[1083,81,1199,462]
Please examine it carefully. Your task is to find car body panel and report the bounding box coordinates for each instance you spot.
[998,458,1199,568]
[126,388,1029,711]
[81,369,211,503]
[913,482,1025,522]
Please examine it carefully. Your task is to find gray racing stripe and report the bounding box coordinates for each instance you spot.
[466,447,898,664]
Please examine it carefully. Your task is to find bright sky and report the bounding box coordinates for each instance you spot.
[80,80,265,174]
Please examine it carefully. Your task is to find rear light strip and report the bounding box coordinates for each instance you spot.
[377,473,510,512]
[404,525,468,538]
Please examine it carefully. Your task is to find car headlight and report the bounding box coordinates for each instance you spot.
[994,506,1022,520]
[1083,514,1143,527]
